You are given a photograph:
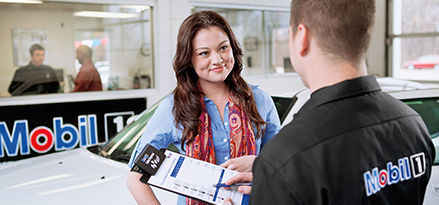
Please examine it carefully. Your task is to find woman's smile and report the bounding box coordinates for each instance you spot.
[191,26,234,85]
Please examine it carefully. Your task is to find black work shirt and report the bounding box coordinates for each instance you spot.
[251,75,435,205]
[9,62,60,96]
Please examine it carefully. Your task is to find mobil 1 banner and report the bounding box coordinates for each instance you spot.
[0,98,146,162]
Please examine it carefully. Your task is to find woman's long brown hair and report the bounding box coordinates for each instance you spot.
[172,11,267,151]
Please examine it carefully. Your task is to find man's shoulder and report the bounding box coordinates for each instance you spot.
[378,91,418,112]
[16,64,31,71]
[78,63,99,73]
[258,122,310,167]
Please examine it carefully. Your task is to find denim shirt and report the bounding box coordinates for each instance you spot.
[127,85,281,204]
[128,85,280,168]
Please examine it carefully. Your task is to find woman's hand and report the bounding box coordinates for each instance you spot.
[219,155,256,172]
[223,197,233,205]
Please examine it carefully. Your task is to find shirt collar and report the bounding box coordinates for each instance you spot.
[202,84,259,103]
[297,75,381,115]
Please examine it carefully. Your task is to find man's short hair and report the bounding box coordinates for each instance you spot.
[290,0,375,64]
[29,44,44,55]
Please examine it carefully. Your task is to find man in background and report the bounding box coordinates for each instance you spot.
[72,45,102,92]
[225,0,435,204]
[8,44,60,96]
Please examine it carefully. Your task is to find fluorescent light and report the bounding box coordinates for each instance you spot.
[119,5,150,13]
[119,5,150,10]
[0,0,43,3]
[74,11,139,19]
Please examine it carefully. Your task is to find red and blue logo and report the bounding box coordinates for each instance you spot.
[363,152,426,196]
[0,115,98,158]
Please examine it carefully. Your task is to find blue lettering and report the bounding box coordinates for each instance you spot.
[363,167,380,196]
[0,121,29,157]
[54,117,79,150]
[78,115,87,146]
[364,154,425,197]
[398,157,411,181]
[88,115,98,145]
[387,162,400,185]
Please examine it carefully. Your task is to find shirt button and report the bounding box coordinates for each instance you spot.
[224,157,229,160]
[223,138,227,142]
[224,122,228,126]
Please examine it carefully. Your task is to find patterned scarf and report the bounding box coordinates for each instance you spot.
[185,90,257,205]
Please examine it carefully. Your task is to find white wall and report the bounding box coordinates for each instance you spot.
[367,0,386,77]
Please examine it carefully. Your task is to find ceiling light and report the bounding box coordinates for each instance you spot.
[0,0,43,3]
[74,11,139,19]
[119,5,150,10]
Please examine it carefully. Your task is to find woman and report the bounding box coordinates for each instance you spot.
[127,11,281,205]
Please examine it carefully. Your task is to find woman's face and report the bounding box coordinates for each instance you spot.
[191,26,234,86]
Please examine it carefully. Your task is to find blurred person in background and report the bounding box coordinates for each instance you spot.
[72,45,102,92]
[9,44,60,96]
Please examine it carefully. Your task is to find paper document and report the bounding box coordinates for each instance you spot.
[147,150,249,205]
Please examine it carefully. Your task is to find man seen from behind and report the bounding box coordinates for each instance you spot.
[227,0,435,204]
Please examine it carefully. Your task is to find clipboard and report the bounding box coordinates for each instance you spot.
[131,144,250,205]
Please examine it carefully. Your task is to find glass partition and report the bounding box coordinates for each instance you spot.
[0,1,154,97]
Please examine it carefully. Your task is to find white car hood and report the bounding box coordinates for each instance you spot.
[0,147,177,205]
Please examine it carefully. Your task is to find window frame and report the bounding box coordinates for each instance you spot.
[386,0,439,82]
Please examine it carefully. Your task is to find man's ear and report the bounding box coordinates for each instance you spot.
[296,24,310,57]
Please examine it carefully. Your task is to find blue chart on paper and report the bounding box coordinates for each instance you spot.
[213,169,225,202]
[171,156,185,177]
[147,150,247,205]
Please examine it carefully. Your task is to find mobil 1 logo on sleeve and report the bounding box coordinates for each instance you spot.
[104,111,135,141]
[363,152,427,197]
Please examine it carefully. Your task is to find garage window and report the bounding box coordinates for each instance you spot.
[388,0,439,82]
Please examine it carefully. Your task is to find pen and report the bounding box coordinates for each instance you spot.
[212,182,252,188]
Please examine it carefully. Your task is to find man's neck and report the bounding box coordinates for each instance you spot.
[307,58,368,93]
[81,58,92,65]
[30,64,42,68]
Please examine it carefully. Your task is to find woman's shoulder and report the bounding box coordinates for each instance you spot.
[249,84,271,100]
[147,94,176,125]
[163,93,175,102]
[154,94,175,111]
